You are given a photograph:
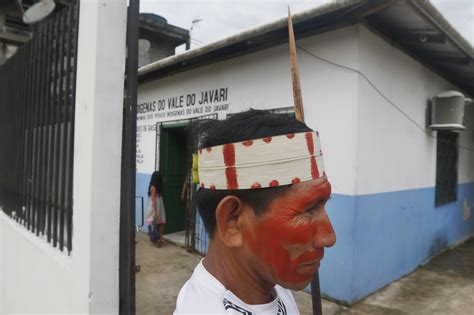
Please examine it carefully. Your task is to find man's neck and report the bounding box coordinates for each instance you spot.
[203,240,276,305]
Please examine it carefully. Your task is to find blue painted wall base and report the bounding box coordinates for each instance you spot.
[320,182,474,304]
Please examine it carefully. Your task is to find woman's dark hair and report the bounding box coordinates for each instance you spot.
[148,171,163,196]
[192,109,312,237]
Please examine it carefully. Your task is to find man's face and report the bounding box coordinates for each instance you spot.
[242,178,336,290]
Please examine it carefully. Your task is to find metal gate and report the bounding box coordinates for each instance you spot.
[0,0,79,253]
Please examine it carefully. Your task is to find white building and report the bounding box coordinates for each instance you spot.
[136,0,474,304]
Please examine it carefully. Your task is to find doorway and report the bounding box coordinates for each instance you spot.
[159,126,188,236]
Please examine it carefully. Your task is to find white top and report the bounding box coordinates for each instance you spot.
[174,260,300,315]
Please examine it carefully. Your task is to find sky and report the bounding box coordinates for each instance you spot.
[140,0,474,52]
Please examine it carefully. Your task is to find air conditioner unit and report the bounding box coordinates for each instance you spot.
[429,91,471,131]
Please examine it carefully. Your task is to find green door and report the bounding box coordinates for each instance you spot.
[159,126,187,234]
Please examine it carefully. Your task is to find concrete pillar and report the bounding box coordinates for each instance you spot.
[72,0,127,313]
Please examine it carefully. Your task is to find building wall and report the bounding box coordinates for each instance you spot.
[0,0,127,312]
[349,25,474,302]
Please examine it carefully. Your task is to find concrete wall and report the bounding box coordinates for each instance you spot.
[0,213,79,313]
[0,0,127,313]
[349,25,474,302]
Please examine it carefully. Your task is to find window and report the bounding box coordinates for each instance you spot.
[435,131,459,206]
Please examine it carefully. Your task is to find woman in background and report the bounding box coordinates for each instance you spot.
[146,171,167,247]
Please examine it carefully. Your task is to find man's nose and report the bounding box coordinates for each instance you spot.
[312,208,336,248]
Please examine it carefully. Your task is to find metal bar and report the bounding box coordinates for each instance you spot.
[31,25,43,233]
[120,1,139,313]
[36,22,48,236]
[24,32,34,229]
[59,5,71,251]
[0,62,7,213]
[18,46,29,224]
[6,60,12,213]
[4,62,13,214]
[44,19,54,240]
[32,23,43,235]
[58,10,69,251]
[0,66,3,209]
[4,61,13,213]
[47,16,58,243]
[52,11,62,248]
[29,26,42,232]
[67,0,80,253]
[0,66,3,212]
[56,8,67,249]
[13,50,23,218]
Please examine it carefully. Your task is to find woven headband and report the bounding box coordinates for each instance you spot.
[195,131,325,190]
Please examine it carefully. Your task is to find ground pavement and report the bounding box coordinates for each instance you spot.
[136,233,474,315]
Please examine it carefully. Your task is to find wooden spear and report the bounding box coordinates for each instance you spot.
[288,7,305,123]
[288,7,322,315]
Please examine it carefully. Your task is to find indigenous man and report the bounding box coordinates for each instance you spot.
[174,109,336,314]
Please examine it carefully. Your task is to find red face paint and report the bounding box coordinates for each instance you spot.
[243,180,335,288]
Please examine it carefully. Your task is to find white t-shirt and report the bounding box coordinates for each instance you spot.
[174,260,300,315]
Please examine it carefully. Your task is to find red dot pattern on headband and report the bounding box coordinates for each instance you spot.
[286,133,295,139]
[210,184,216,190]
[269,180,279,187]
[263,137,272,143]
[291,177,301,184]
[251,182,262,189]
[242,140,253,146]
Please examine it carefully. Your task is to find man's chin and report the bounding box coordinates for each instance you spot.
[278,277,313,291]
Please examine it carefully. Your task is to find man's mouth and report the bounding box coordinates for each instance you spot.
[297,260,321,274]
[299,259,321,268]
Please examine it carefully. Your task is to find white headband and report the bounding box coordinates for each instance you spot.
[197,131,325,190]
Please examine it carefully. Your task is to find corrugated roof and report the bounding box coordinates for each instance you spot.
[138,0,474,96]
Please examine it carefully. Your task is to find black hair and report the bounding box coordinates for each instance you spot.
[192,109,312,237]
[148,171,163,196]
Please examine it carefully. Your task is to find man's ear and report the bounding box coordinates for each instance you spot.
[215,195,246,247]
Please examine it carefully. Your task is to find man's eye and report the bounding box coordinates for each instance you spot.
[305,198,330,213]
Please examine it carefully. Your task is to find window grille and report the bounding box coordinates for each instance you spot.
[0,1,79,253]
[435,131,459,206]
